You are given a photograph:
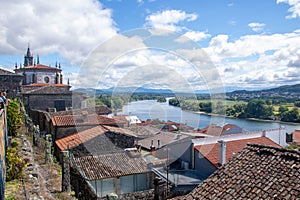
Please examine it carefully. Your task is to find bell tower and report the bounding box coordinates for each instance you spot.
[24,44,33,66]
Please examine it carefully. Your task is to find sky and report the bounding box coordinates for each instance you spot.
[0,0,300,92]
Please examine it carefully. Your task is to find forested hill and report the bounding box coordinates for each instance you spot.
[227,84,300,99]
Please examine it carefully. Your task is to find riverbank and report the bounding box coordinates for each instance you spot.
[193,110,300,127]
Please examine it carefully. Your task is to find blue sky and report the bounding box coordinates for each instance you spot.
[0,0,300,91]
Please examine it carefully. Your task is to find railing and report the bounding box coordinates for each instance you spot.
[0,107,7,200]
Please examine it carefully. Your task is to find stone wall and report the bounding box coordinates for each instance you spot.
[0,74,23,98]
[23,94,73,111]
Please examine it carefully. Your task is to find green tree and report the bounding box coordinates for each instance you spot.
[279,105,288,114]
[281,108,299,122]
[245,100,273,119]
[7,99,23,137]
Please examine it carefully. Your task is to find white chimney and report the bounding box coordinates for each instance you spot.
[218,140,226,165]
[262,130,266,137]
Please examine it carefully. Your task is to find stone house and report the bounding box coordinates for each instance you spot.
[71,152,153,199]
[50,113,124,140]
[54,125,154,199]
[54,126,136,161]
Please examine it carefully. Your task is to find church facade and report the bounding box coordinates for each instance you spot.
[15,46,64,86]
[14,46,83,111]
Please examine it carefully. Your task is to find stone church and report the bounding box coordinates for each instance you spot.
[14,46,83,111]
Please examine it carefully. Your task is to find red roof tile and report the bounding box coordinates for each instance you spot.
[23,64,62,71]
[51,114,118,127]
[55,126,106,151]
[194,136,281,167]
[197,124,241,136]
[72,152,150,180]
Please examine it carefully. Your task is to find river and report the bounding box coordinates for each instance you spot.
[118,99,300,133]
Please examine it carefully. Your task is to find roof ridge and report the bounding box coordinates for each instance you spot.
[247,143,300,155]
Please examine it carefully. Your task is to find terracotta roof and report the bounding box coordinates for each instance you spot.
[293,130,300,144]
[112,115,128,124]
[21,64,62,71]
[55,126,106,151]
[174,144,300,199]
[51,114,117,127]
[197,124,241,136]
[194,136,281,167]
[72,152,151,180]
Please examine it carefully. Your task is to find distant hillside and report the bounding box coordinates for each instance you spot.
[227,84,300,99]
[74,87,174,97]
[74,84,300,98]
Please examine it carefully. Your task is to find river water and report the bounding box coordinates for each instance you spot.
[118,99,300,133]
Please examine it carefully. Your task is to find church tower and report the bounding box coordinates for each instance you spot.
[24,45,33,66]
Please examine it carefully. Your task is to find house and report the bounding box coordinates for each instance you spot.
[50,113,124,140]
[162,122,194,132]
[54,125,136,160]
[197,123,243,136]
[193,136,281,178]
[54,125,153,199]
[70,152,153,199]
[172,144,300,199]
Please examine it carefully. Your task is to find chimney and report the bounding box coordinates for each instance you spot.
[157,140,160,148]
[218,140,226,165]
[262,130,266,137]
[150,139,155,151]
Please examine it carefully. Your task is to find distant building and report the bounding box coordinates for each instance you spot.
[15,46,64,85]
[13,46,83,111]
[197,123,243,136]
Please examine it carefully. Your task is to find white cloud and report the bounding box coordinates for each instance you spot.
[177,31,211,43]
[277,0,300,19]
[145,10,198,32]
[248,22,265,32]
[0,0,117,65]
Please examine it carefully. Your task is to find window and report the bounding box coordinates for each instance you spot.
[44,76,50,83]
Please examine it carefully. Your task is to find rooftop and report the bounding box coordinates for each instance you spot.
[55,126,107,151]
[173,144,300,199]
[72,152,151,180]
[51,114,118,127]
[197,123,242,136]
[16,63,62,71]
[138,132,189,151]
[194,136,281,167]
